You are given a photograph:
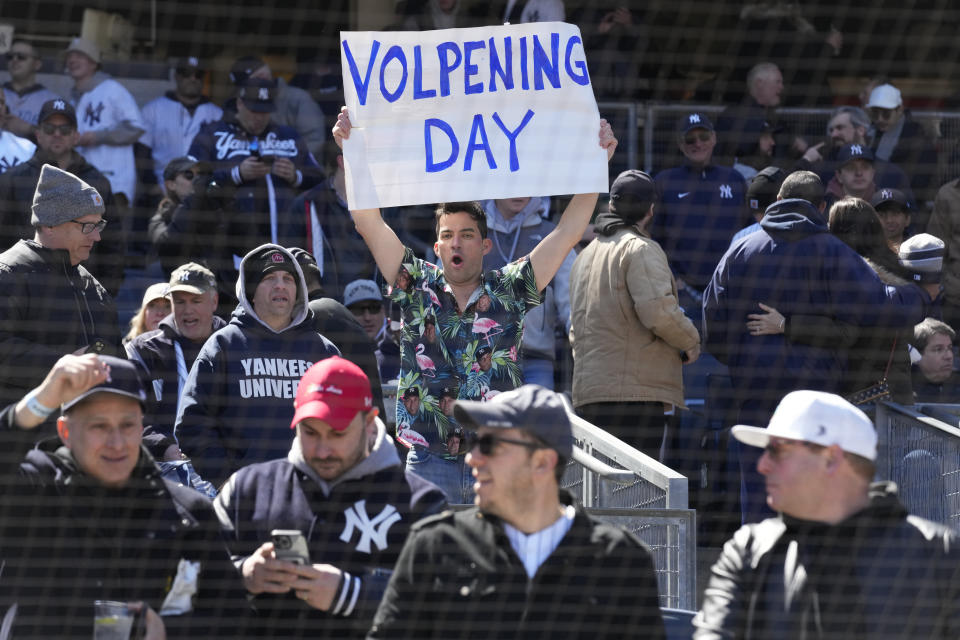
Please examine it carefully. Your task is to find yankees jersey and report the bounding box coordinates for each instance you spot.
[71,74,145,201]
[3,83,61,125]
[214,423,447,638]
[141,92,222,185]
[0,132,35,174]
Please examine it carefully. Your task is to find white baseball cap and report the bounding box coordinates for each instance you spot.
[866,84,902,109]
[731,390,877,461]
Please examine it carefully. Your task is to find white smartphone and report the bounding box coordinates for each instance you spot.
[271,529,310,565]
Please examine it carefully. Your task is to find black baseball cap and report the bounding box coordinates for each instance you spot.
[229,55,267,86]
[871,188,910,211]
[677,112,714,134]
[238,77,277,113]
[454,384,574,460]
[746,166,786,213]
[62,356,148,412]
[608,170,656,221]
[37,99,77,128]
[172,55,205,71]
[836,144,875,167]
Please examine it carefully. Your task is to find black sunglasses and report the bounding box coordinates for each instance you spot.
[179,170,195,180]
[466,433,543,456]
[350,302,383,315]
[71,219,108,234]
[176,68,204,79]
[5,52,35,62]
[41,123,74,136]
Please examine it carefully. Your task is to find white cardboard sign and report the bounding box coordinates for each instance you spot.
[339,22,607,209]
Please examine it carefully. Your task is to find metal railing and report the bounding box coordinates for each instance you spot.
[874,401,960,531]
[641,103,959,185]
[584,508,696,611]
[599,100,639,182]
[558,395,695,610]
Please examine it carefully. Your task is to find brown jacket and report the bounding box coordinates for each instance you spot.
[928,178,960,302]
[569,225,699,408]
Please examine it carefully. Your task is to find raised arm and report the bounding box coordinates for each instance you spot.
[332,107,405,285]
[11,353,109,430]
[529,119,617,292]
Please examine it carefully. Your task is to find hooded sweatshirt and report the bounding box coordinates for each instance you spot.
[214,418,447,637]
[174,243,340,486]
[703,198,929,411]
[480,197,573,360]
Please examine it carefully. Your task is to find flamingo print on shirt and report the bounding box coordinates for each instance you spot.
[385,247,543,455]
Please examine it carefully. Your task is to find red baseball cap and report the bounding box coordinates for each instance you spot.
[291,357,373,431]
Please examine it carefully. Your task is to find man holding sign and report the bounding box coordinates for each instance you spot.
[333,105,614,502]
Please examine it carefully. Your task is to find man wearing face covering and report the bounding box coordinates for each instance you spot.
[569,169,701,458]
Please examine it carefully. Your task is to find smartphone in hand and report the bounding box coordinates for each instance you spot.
[271,529,310,565]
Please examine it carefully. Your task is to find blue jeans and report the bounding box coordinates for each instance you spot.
[406,448,474,504]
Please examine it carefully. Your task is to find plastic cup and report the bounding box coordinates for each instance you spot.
[93,600,134,640]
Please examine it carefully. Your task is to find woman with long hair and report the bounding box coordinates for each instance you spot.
[124,282,170,343]
[746,197,915,402]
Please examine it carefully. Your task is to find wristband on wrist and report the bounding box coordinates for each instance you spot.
[778,317,785,332]
[25,391,57,419]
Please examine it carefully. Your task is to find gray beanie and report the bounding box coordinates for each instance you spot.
[31,164,105,227]
[899,233,945,284]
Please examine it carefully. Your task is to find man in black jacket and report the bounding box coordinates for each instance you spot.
[0,163,121,411]
[214,356,446,638]
[694,390,960,639]
[126,262,226,460]
[369,385,666,639]
[0,354,244,638]
[291,247,386,417]
[0,98,125,294]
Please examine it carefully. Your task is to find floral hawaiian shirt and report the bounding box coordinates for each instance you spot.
[387,246,542,457]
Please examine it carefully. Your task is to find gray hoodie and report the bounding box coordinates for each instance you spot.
[480,197,574,360]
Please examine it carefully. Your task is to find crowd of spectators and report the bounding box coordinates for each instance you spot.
[1,4,960,636]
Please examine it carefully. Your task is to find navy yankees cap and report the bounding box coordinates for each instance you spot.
[678,112,714,134]
[871,187,910,211]
[62,356,148,412]
[836,143,875,167]
[238,77,277,113]
[38,99,77,128]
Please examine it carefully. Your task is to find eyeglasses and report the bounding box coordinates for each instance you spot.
[5,52,35,62]
[683,131,713,145]
[71,219,108,234]
[40,123,75,136]
[176,68,204,79]
[349,302,383,315]
[467,433,543,456]
[179,170,195,180]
